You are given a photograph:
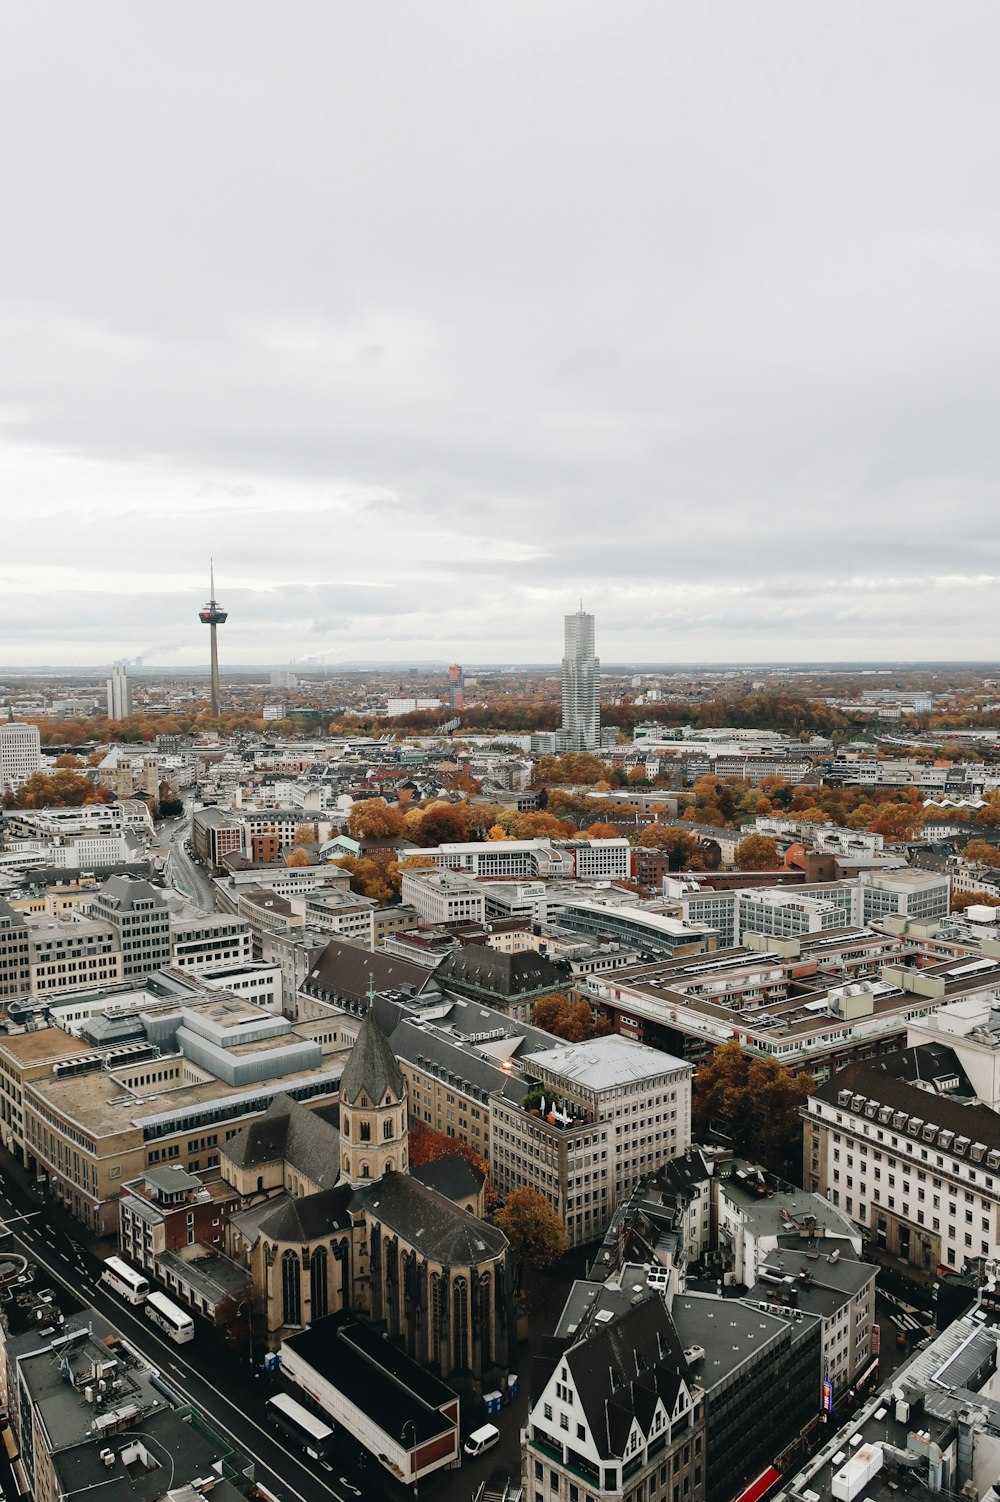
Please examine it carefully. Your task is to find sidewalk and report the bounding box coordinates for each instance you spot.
[0,1145,118,1262]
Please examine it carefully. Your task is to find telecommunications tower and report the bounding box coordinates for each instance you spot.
[198,561,228,716]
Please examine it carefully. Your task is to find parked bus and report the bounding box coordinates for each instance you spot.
[266,1394,335,1460]
[144,1291,195,1344]
[100,1256,149,1305]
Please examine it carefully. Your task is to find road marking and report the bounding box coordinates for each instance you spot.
[9,1230,348,1502]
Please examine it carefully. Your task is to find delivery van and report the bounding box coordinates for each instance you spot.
[463,1424,500,1458]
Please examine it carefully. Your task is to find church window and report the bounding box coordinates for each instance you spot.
[453,1277,469,1371]
[360,1121,371,1142]
[281,1251,301,1326]
[383,1118,393,1139]
[361,1164,370,1178]
[310,1248,328,1321]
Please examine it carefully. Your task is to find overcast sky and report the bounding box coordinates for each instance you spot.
[2,2,1000,669]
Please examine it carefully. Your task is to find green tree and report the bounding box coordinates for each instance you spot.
[692,1041,813,1175]
[495,1187,569,1272]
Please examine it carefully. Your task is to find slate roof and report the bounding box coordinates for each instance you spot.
[813,1051,1000,1150]
[256,1183,355,1242]
[97,874,168,910]
[222,1091,341,1189]
[410,1153,484,1201]
[561,1296,688,1460]
[434,945,570,999]
[353,1172,507,1265]
[304,939,429,1003]
[339,1006,405,1107]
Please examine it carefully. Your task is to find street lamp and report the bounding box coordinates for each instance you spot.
[236,1298,255,1374]
[401,1420,418,1499]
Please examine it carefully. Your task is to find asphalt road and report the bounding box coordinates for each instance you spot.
[160,811,219,910]
[0,1165,424,1502]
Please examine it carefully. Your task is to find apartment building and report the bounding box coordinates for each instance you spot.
[0,898,31,997]
[302,887,377,944]
[490,1034,693,1246]
[191,805,245,865]
[87,876,171,980]
[400,867,486,925]
[0,1026,95,1156]
[803,1045,1000,1275]
[118,1162,241,1273]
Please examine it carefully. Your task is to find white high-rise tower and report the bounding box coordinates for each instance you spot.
[558,605,600,751]
[106,664,132,721]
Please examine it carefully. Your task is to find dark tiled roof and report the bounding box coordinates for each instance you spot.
[222,1092,341,1188]
[257,1183,354,1242]
[340,1006,405,1107]
[435,945,570,998]
[354,1172,507,1265]
[814,1051,1000,1151]
[564,1297,687,1460]
[411,1154,484,1201]
[304,939,429,1003]
[97,874,168,911]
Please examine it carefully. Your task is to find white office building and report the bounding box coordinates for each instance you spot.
[0,722,43,792]
[106,664,132,721]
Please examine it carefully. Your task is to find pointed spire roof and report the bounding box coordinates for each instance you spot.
[339,1003,404,1107]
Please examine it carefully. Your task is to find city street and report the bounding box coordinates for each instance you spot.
[0,1159,418,1502]
[161,811,219,910]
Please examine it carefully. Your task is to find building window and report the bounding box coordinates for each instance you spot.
[311,1247,329,1321]
[281,1251,301,1326]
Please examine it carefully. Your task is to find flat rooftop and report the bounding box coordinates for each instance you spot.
[284,1315,456,1443]
[523,1034,689,1090]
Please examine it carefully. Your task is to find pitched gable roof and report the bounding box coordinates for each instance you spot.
[563,1297,688,1460]
[222,1091,341,1189]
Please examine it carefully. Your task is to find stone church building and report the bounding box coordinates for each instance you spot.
[223,1006,513,1391]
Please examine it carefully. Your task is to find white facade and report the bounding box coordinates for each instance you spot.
[399,868,486,926]
[106,665,132,720]
[0,722,42,792]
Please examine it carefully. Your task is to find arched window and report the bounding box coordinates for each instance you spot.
[281,1250,301,1327]
[383,1117,393,1140]
[310,1248,328,1321]
[360,1121,371,1142]
[430,1274,443,1369]
[361,1163,370,1178]
[453,1277,469,1372]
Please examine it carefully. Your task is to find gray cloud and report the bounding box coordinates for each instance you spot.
[1,2,1000,664]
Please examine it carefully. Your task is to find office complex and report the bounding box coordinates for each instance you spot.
[0,720,43,792]
[558,606,600,751]
[105,663,132,720]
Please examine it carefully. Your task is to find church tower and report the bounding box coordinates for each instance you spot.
[338,1001,408,1187]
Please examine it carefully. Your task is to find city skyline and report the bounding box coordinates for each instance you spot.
[3,6,1000,667]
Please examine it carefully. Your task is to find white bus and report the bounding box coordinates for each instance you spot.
[100,1257,149,1305]
[266,1394,335,1459]
[145,1291,195,1344]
